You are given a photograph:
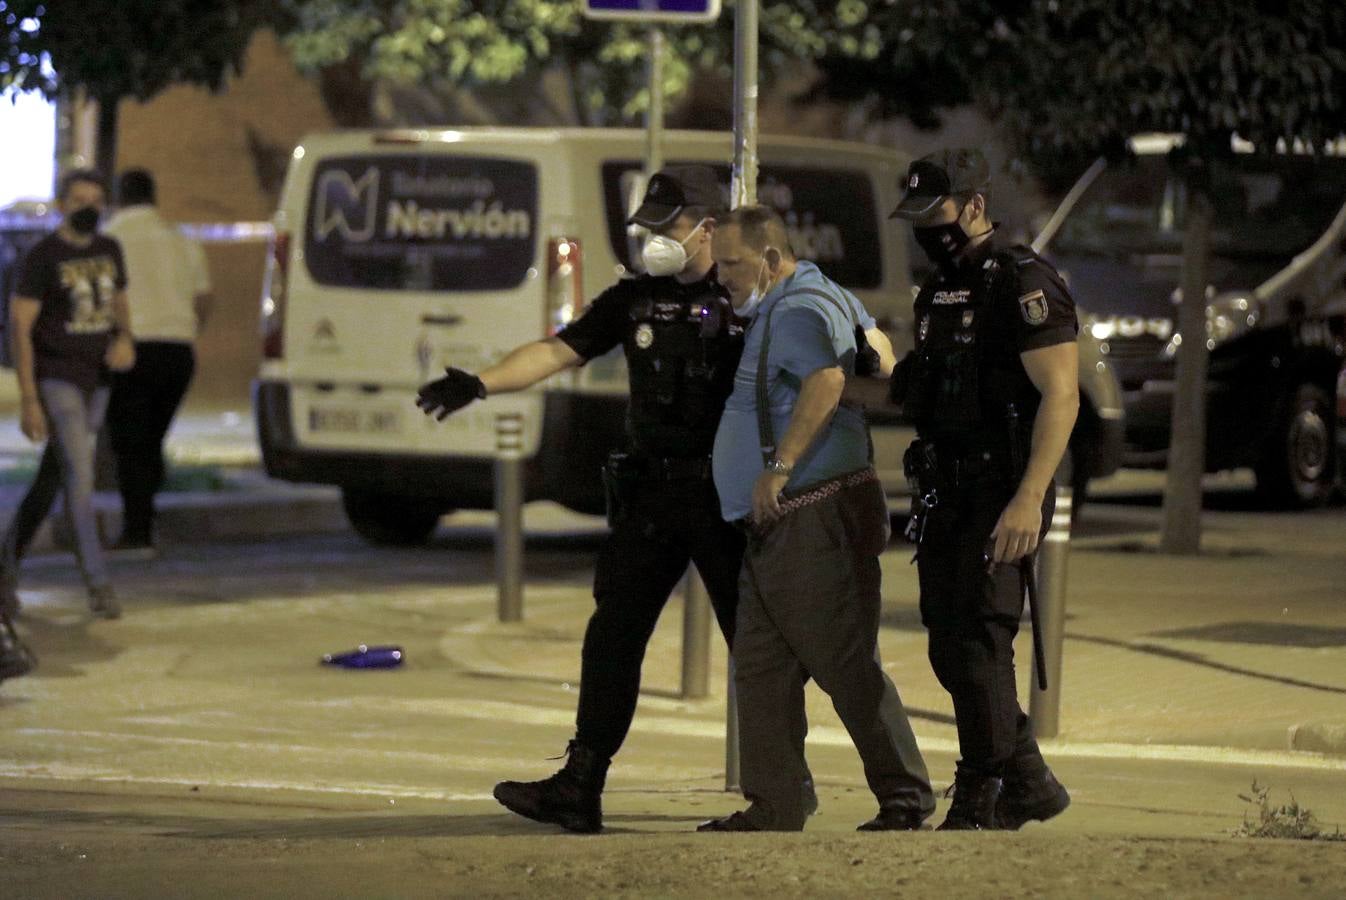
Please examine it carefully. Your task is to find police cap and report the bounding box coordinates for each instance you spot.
[628,165,725,229]
[889,148,991,219]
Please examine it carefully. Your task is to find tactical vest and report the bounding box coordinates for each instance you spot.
[904,244,1049,443]
[624,282,743,458]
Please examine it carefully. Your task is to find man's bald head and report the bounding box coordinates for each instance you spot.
[719,205,795,259]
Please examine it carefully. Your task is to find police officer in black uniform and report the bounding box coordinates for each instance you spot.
[888,149,1079,830]
[416,166,812,833]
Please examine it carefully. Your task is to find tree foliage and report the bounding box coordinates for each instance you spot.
[984,0,1346,166]
[279,0,936,126]
[0,0,274,103]
[1,0,277,176]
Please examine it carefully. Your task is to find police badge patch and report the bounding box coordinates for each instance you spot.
[1019,289,1049,325]
[918,315,930,342]
[635,323,655,348]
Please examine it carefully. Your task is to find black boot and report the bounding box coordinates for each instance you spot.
[996,767,1070,830]
[857,803,927,832]
[0,617,36,682]
[936,771,1002,831]
[493,741,609,834]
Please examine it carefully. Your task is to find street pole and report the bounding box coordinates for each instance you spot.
[1030,487,1073,738]
[722,0,758,794]
[680,569,711,699]
[730,0,758,208]
[494,412,525,623]
[645,27,666,179]
[725,656,740,791]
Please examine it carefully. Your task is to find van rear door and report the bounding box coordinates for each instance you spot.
[284,142,552,457]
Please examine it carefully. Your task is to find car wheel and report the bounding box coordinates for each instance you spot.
[1255,383,1334,509]
[340,487,445,546]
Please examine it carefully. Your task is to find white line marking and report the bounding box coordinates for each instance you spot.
[14,695,1346,778]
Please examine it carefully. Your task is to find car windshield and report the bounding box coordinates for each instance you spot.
[1053,152,1346,278]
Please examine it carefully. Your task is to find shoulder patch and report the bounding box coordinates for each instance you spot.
[1019,289,1048,325]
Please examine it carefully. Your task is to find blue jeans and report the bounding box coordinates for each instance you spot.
[0,379,112,592]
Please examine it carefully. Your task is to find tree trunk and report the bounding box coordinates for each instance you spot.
[1159,182,1214,554]
[94,95,119,182]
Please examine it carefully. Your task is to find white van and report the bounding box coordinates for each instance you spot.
[255,127,1125,541]
[254,127,922,543]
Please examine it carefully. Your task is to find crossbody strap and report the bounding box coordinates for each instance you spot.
[754,286,862,466]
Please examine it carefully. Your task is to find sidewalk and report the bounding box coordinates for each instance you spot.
[436,492,1346,761]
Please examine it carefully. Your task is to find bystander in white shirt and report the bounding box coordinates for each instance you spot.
[103,205,211,342]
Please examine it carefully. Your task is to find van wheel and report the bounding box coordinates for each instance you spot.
[341,488,444,546]
[1255,383,1334,509]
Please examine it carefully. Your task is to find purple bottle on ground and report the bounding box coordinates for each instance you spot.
[322,644,405,669]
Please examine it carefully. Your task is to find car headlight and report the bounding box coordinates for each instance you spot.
[1162,292,1260,357]
[1205,293,1260,347]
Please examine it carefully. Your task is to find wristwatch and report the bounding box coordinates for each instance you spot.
[765,457,793,477]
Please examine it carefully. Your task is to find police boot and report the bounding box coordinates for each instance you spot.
[493,741,609,834]
[996,766,1071,830]
[936,771,1002,831]
[0,617,36,682]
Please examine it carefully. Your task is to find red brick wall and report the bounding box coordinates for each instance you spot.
[114,30,333,407]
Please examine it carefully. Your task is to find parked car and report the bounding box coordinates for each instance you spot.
[254,127,1123,544]
[1034,134,1346,507]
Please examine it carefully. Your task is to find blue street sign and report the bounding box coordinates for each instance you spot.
[583,0,722,23]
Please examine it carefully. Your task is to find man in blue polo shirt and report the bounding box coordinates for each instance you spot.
[699,205,933,833]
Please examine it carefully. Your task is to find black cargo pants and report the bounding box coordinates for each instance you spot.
[574,471,743,759]
[916,467,1056,781]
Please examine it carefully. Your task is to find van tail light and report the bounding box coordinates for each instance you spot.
[546,237,583,335]
[261,230,290,359]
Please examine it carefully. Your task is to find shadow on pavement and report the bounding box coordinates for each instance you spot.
[1068,632,1346,695]
[1152,621,1346,649]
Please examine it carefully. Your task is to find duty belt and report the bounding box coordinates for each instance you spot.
[935,447,1002,488]
[637,455,714,481]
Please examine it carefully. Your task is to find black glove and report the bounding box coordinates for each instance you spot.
[416,367,486,420]
[854,325,881,378]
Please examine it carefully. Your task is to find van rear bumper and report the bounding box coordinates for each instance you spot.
[253,380,621,514]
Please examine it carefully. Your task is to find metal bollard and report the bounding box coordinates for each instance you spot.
[680,566,712,699]
[1029,487,1073,738]
[494,412,525,623]
[725,657,741,791]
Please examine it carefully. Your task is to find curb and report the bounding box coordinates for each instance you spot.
[1287,723,1346,756]
[33,487,347,554]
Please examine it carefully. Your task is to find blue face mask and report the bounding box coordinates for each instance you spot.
[734,253,773,318]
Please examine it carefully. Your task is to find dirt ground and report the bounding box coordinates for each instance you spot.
[5,788,1346,899]
[7,828,1346,899]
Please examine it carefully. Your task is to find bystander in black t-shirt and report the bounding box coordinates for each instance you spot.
[14,232,126,392]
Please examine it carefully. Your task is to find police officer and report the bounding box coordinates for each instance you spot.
[888,149,1078,830]
[416,166,813,833]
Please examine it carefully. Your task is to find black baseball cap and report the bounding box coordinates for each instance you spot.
[628,165,725,229]
[889,148,992,219]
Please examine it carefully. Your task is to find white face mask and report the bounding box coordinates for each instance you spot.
[640,218,707,276]
[733,255,772,318]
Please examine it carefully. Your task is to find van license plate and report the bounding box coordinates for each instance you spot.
[308,406,403,435]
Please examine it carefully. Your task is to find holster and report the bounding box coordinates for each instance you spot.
[901,440,941,545]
